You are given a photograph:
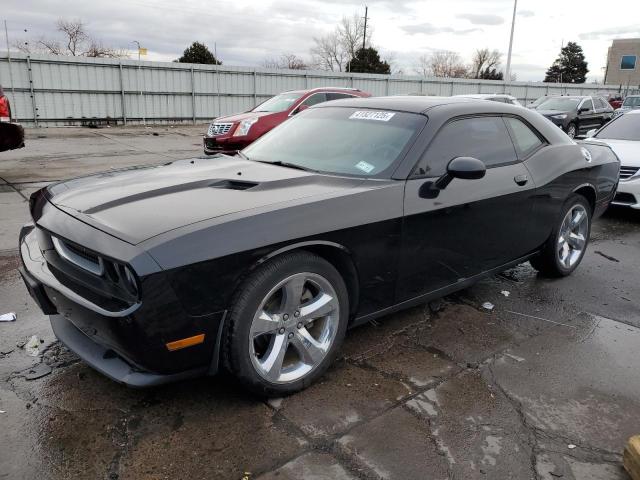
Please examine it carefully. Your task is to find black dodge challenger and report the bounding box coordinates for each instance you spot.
[19,97,619,396]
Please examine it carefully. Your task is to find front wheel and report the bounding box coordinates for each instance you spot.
[223,251,349,396]
[566,123,577,139]
[530,195,591,277]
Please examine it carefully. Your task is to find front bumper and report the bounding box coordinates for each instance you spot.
[544,116,569,130]
[612,177,640,209]
[203,135,250,154]
[19,221,225,387]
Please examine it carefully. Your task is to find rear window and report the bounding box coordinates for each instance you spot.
[243,107,425,177]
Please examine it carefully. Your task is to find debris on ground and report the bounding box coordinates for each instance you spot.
[594,251,620,263]
[624,435,640,480]
[482,302,495,311]
[501,290,510,297]
[0,410,5,414]
[24,335,41,357]
[567,444,577,449]
[24,363,53,380]
[0,312,16,322]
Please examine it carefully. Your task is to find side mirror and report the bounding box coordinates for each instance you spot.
[586,129,597,138]
[419,157,486,198]
[293,104,309,115]
[578,107,590,114]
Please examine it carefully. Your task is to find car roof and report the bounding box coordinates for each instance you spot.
[455,93,512,98]
[283,87,365,94]
[314,95,486,114]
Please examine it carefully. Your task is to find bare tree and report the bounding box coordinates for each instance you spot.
[311,11,372,72]
[311,31,348,71]
[471,48,502,79]
[13,18,127,58]
[416,51,469,78]
[56,19,87,56]
[262,53,307,70]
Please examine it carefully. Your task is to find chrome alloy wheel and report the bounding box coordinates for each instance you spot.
[557,204,588,269]
[249,272,340,384]
[566,124,577,139]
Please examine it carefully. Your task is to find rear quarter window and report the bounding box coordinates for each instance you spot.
[504,117,545,158]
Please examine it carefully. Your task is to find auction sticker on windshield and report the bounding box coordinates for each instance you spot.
[349,111,396,122]
[355,161,375,173]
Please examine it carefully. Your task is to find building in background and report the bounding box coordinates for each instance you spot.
[604,38,640,90]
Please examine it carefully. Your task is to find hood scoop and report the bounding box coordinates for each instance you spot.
[210,179,258,191]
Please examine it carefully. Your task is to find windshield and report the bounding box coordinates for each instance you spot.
[243,107,425,177]
[622,96,640,108]
[595,113,640,141]
[252,92,303,113]
[536,98,580,111]
[530,96,547,107]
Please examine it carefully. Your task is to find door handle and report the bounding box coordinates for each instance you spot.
[514,174,528,186]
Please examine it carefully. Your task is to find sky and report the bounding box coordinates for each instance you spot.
[3,0,640,82]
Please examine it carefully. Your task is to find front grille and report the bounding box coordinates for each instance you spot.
[207,122,233,136]
[613,192,637,205]
[620,166,640,180]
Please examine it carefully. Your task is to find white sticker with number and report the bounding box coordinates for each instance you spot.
[349,111,396,122]
[355,161,375,173]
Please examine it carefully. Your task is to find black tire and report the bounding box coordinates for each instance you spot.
[530,194,592,277]
[565,122,577,139]
[222,251,349,397]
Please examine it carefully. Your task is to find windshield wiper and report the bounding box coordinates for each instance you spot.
[253,160,318,173]
[236,150,250,161]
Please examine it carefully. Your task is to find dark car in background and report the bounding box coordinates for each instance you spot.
[0,86,25,152]
[19,96,619,396]
[533,95,614,138]
[203,87,371,154]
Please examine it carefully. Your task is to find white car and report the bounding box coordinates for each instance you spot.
[587,110,640,209]
[455,93,522,106]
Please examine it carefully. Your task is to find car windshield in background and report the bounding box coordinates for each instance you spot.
[252,92,303,113]
[622,96,640,107]
[243,107,425,177]
[595,113,640,141]
[537,98,580,111]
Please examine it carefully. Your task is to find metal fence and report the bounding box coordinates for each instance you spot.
[1,52,637,127]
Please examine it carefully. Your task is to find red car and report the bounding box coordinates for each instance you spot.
[203,87,371,154]
[0,85,25,152]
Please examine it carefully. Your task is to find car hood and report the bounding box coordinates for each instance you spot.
[589,138,640,167]
[536,109,570,117]
[46,156,365,245]
[213,111,276,123]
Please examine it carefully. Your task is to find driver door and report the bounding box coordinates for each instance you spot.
[397,115,537,301]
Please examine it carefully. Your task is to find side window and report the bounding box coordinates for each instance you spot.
[580,99,594,112]
[593,98,605,109]
[326,93,355,101]
[505,117,545,158]
[301,93,327,107]
[416,116,517,177]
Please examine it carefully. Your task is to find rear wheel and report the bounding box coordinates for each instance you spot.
[223,251,348,396]
[530,195,591,277]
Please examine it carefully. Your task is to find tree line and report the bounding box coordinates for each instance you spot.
[15,16,590,83]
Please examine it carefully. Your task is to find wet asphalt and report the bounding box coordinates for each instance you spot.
[1,127,639,480]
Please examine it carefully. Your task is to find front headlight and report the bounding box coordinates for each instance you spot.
[551,114,567,119]
[233,117,259,136]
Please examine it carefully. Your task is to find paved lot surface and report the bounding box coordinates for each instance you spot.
[1,127,640,480]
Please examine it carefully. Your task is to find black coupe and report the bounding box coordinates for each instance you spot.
[19,97,619,396]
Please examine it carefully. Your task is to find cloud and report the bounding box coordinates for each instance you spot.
[579,25,640,40]
[518,10,535,17]
[400,23,481,36]
[457,13,504,25]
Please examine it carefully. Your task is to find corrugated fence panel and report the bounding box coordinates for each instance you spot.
[2,52,638,126]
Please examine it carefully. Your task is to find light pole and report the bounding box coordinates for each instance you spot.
[504,0,518,90]
[132,40,141,61]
